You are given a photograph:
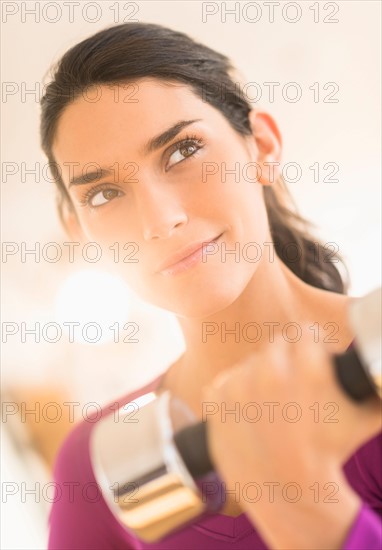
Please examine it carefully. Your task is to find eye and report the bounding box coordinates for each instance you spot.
[166,135,204,171]
[90,188,121,207]
[76,135,205,210]
[77,185,123,209]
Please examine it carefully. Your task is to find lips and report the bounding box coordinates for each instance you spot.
[155,233,223,274]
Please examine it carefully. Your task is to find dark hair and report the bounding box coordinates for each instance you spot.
[40,22,349,294]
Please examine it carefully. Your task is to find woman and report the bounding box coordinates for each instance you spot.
[41,22,381,549]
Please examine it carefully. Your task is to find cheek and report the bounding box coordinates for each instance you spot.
[198,145,263,205]
[78,212,143,259]
[204,169,267,231]
[75,220,147,279]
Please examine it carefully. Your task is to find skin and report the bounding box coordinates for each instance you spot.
[203,332,381,548]
[52,77,381,548]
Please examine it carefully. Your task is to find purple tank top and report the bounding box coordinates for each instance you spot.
[48,343,382,549]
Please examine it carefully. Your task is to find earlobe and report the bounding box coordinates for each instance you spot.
[247,109,283,185]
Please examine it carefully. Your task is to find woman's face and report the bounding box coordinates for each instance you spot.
[52,78,280,317]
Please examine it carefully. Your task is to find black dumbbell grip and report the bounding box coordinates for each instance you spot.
[173,421,212,478]
[173,347,377,479]
[333,347,376,402]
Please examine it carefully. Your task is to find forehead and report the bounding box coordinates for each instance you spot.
[52,78,221,165]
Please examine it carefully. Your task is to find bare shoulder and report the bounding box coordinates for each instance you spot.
[155,355,184,395]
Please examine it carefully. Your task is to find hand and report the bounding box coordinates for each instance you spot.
[201,328,382,549]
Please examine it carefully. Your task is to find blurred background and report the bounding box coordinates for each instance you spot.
[1,1,381,548]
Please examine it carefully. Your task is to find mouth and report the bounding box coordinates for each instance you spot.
[156,233,223,276]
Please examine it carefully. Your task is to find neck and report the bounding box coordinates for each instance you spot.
[165,256,354,395]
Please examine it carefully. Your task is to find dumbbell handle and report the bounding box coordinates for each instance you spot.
[173,347,377,479]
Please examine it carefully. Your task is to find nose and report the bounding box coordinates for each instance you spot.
[137,184,188,240]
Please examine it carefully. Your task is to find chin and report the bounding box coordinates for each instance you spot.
[144,267,254,319]
[157,296,237,319]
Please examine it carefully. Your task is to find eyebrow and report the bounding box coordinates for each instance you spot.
[68,118,202,187]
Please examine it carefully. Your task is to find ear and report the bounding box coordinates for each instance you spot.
[247,109,283,185]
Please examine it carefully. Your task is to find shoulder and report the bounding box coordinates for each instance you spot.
[48,375,164,548]
[343,430,382,516]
